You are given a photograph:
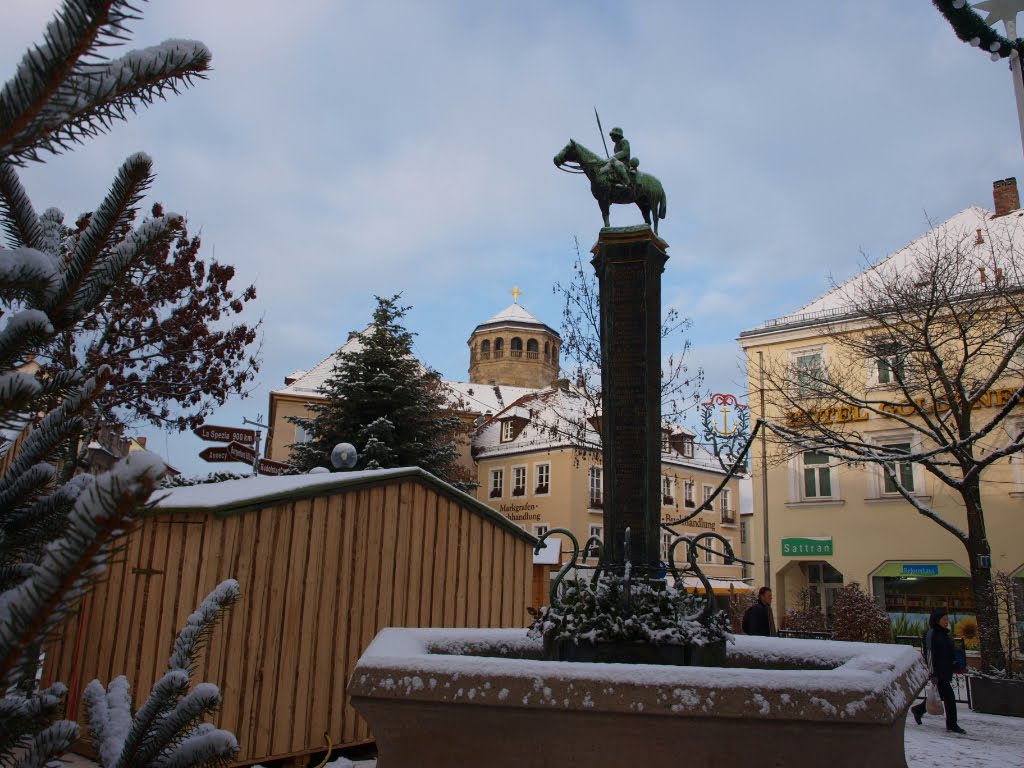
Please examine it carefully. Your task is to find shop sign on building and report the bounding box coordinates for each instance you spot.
[901,563,939,576]
[781,536,833,556]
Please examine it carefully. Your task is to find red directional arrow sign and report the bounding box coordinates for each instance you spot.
[193,424,257,444]
[199,440,257,465]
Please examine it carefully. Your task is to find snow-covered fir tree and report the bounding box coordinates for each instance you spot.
[1,2,238,765]
[290,295,468,485]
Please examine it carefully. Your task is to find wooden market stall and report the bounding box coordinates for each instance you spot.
[43,467,536,766]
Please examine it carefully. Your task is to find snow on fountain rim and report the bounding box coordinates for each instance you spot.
[349,627,929,723]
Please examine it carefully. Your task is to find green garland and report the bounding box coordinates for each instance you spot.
[934,0,1024,59]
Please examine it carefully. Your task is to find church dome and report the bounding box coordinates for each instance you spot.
[467,293,561,389]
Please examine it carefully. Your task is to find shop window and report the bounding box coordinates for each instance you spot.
[512,465,527,496]
[882,442,915,494]
[489,468,503,499]
[534,462,550,495]
[684,480,695,508]
[589,466,603,508]
[662,476,674,505]
[802,451,834,499]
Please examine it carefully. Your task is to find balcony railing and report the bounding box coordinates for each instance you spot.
[510,349,522,358]
[589,498,603,509]
[720,511,736,525]
[527,351,539,360]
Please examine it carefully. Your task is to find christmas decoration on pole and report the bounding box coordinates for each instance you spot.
[934,1,1024,160]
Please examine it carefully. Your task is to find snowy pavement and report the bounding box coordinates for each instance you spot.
[905,707,1024,767]
[60,708,1024,767]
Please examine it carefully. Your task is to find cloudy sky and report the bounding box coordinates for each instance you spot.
[3,1,1023,475]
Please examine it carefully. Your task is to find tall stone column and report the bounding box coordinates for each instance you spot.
[590,225,668,572]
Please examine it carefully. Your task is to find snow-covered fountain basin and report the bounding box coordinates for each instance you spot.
[348,628,928,768]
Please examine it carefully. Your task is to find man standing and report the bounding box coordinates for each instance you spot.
[742,587,777,636]
[910,608,965,734]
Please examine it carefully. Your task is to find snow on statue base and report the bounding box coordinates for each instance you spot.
[349,628,928,768]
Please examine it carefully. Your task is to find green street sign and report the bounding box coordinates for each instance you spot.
[781,537,833,557]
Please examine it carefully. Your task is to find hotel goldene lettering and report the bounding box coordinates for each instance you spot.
[786,388,1016,427]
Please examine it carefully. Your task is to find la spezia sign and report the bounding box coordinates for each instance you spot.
[781,537,833,556]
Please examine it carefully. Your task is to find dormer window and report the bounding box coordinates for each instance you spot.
[661,431,670,453]
[501,420,516,442]
[681,437,694,458]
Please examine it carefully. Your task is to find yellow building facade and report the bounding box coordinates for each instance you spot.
[738,186,1024,643]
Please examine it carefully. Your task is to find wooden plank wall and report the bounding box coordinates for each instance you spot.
[43,478,533,766]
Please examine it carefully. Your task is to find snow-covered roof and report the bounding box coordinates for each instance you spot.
[471,302,561,338]
[743,205,1024,335]
[155,466,536,542]
[472,384,733,474]
[442,381,538,417]
[272,329,367,396]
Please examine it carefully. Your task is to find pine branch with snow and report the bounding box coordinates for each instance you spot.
[0,3,226,765]
[0,1,211,165]
[84,580,240,768]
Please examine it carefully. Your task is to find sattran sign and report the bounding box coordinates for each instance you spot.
[781,537,833,556]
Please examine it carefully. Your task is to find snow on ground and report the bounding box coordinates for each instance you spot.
[60,707,1023,767]
[905,707,1024,767]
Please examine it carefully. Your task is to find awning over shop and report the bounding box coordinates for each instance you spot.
[871,561,969,578]
[676,576,753,595]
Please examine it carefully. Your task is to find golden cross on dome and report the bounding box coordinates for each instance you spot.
[512,285,521,304]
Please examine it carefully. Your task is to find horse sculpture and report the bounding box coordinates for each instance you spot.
[554,139,667,234]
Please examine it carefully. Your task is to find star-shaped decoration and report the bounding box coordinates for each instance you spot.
[972,0,1024,28]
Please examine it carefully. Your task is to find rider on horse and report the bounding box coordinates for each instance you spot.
[602,127,636,192]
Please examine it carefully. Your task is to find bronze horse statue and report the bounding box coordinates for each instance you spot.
[554,139,667,234]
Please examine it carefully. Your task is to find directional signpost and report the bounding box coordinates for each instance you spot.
[195,421,291,475]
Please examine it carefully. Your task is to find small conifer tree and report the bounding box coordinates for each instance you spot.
[290,295,467,485]
[829,582,892,644]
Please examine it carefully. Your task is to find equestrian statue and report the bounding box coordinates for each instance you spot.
[554,125,667,234]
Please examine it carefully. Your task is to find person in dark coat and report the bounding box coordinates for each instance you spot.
[910,607,965,733]
[742,587,776,637]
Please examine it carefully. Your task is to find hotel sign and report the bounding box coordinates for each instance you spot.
[786,388,1017,428]
[781,537,833,556]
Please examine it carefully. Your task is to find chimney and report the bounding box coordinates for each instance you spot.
[993,177,1020,217]
[136,436,146,448]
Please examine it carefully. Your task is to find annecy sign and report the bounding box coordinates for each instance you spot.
[786,387,1018,428]
[781,537,833,556]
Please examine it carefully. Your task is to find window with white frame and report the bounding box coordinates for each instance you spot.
[489,468,503,499]
[661,431,670,453]
[534,462,550,494]
[720,488,734,523]
[512,465,527,496]
[703,537,714,564]
[533,523,548,538]
[801,451,835,499]
[881,441,915,494]
[684,479,695,508]
[740,520,748,545]
[294,422,312,444]
[702,484,713,511]
[681,437,694,458]
[661,531,673,560]
[587,524,603,557]
[792,347,825,396]
[500,420,515,442]
[589,466,603,508]
[662,475,674,505]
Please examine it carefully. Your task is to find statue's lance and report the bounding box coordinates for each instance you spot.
[594,107,610,159]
